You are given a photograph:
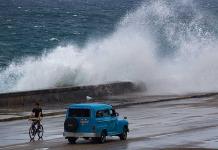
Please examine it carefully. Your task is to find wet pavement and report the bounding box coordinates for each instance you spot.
[0,93,186,122]
[1,96,218,149]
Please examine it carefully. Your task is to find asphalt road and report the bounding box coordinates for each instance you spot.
[1,96,218,150]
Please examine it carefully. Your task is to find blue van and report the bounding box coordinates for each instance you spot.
[63,103,129,144]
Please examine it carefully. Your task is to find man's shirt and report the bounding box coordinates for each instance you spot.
[32,107,42,118]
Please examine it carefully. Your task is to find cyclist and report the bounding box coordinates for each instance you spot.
[31,102,43,129]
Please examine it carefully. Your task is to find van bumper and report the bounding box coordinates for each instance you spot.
[63,132,99,138]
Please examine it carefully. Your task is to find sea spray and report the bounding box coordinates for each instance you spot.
[0,0,218,94]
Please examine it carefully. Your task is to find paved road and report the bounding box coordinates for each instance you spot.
[1,96,218,150]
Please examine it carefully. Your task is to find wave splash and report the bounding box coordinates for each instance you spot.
[0,0,218,94]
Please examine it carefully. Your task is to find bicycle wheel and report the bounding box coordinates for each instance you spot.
[37,124,44,139]
[29,126,36,139]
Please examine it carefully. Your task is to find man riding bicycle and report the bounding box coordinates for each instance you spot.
[31,102,43,129]
[29,102,44,140]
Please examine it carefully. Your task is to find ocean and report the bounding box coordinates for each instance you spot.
[0,0,218,94]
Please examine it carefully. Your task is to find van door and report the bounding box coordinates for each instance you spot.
[96,110,107,133]
[96,109,115,133]
[108,109,117,134]
[68,108,91,132]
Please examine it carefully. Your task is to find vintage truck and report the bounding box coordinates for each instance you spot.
[63,103,129,144]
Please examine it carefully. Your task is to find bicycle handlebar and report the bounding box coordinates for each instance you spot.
[28,117,41,121]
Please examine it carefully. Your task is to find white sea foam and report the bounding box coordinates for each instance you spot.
[0,0,218,94]
[49,38,59,41]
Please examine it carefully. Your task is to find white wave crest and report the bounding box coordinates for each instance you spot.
[1,0,218,94]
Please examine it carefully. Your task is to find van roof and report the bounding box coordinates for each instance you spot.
[68,103,112,110]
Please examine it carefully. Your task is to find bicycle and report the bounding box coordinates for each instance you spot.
[29,118,44,140]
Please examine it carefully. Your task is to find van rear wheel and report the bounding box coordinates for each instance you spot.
[91,137,98,143]
[68,137,78,144]
[83,137,90,140]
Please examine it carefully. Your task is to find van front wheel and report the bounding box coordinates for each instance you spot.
[68,137,78,144]
[119,127,127,140]
[98,131,106,143]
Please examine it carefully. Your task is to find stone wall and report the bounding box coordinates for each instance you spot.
[0,82,138,108]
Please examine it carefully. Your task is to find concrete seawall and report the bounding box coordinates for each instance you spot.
[0,82,138,108]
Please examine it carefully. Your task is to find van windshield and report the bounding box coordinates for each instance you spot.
[69,108,90,117]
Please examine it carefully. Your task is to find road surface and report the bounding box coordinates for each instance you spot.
[1,96,218,149]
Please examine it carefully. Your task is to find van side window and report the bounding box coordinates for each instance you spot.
[96,109,110,118]
[96,110,103,118]
[103,109,110,117]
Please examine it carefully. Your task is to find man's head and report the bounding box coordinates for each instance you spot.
[35,102,40,108]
